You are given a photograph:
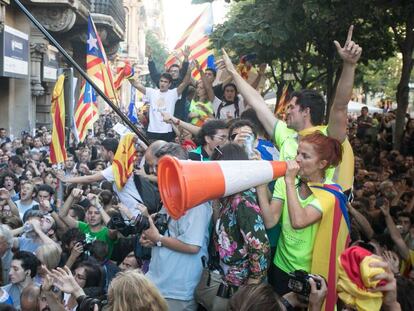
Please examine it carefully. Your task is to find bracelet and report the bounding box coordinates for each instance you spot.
[280,297,295,311]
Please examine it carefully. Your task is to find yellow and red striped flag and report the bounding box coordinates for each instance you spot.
[114,60,135,90]
[274,83,290,116]
[165,4,214,79]
[74,80,99,142]
[50,74,67,164]
[112,133,136,190]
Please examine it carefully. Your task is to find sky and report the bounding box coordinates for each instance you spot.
[162,0,229,50]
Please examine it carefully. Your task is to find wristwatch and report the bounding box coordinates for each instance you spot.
[156,234,163,247]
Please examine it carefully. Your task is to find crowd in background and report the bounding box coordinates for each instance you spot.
[0,26,413,311]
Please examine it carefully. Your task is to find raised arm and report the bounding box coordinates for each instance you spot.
[55,170,104,185]
[177,62,193,96]
[129,77,147,95]
[196,60,215,102]
[218,49,277,136]
[328,25,362,142]
[161,111,200,136]
[0,188,19,218]
[179,46,191,79]
[347,202,374,240]
[285,161,322,229]
[58,188,83,229]
[380,200,409,260]
[250,63,267,90]
[30,218,59,246]
[147,48,161,86]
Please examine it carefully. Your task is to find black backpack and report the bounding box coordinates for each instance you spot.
[133,174,162,214]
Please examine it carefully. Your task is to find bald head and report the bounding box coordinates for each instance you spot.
[144,140,167,174]
[20,285,40,311]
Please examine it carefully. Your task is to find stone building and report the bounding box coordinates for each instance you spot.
[0,0,125,137]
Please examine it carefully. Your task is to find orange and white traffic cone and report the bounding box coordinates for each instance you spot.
[158,155,287,219]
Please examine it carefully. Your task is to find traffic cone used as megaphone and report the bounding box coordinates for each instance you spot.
[158,155,287,219]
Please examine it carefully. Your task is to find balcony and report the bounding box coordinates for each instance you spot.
[91,0,125,36]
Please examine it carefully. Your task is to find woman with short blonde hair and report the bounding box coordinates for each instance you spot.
[36,243,61,270]
[106,270,168,311]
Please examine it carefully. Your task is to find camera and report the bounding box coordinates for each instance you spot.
[287,270,322,297]
[78,240,93,252]
[108,213,168,237]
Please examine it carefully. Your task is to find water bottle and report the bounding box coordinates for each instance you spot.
[244,134,255,159]
[23,223,33,233]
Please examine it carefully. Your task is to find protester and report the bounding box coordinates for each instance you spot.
[140,143,212,311]
[0,17,413,311]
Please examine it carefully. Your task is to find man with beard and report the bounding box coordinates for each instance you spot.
[59,188,117,258]
[12,210,60,253]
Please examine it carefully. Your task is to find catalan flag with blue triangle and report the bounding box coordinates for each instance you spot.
[309,183,351,311]
[86,15,116,101]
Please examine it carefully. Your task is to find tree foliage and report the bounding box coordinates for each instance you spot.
[357,56,402,101]
[208,0,395,111]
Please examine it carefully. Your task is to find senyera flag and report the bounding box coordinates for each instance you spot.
[114,60,135,90]
[112,133,137,190]
[74,80,99,142]
[86,15,117,102]
[165,4,214,78]
[274,83,290,116]
[50,74,67,164]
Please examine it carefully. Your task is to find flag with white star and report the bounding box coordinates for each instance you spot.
[86,15,116,101]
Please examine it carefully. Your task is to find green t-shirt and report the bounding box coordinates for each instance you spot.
[272,178,323,273]
[273,120,335,181]
[189,100,213,125]
[78,221,116,258]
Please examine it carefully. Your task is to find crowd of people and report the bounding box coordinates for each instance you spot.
[0,25,413,311]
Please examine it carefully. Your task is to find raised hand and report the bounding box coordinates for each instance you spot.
[182,45,191,59]
[54,169,66,182]
[379,198,390,216]
[194,59,202,72]
[49,266,83,295]
[334,25,362,64]
[382,250,400,274]
[216,48,237,74]
[0,188,10,201]
[258,63,267,75]
[368,256,400,310]
[71,188,83,202]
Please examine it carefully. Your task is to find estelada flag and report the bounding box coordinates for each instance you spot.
[86,15,116,102]
[309,183,351,311]
[50,74,67,164]
[112,133,136,190]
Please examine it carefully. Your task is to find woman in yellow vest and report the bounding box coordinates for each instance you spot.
[188,80,214,127]
[257,132,350,310]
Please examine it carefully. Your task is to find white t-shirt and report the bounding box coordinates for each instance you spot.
[213,95,245,120]
[101,165,143,217]
[146,87,180,133]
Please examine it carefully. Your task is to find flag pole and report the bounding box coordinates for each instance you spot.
[13,0,149,146]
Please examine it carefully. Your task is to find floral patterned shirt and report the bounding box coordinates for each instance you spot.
[214,190,270,286]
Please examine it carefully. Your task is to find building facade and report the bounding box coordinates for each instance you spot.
[0,0,125,137]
